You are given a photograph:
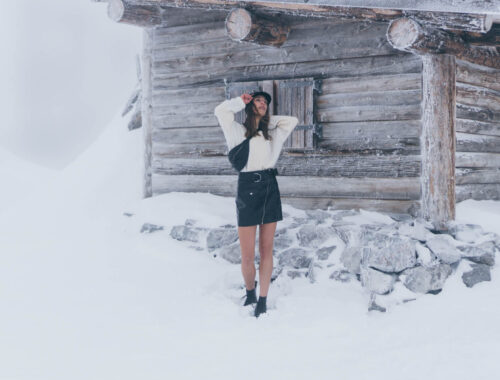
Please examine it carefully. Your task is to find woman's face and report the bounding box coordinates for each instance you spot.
[252,96,268,117]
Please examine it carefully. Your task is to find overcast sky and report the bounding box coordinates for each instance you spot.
[0,0,142,169]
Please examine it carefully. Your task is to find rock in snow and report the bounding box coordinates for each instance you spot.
[457,241,496,266]
[296,225,336,248]
[425,235,462,264]
[278,248,312,269]
[462,263,491,288]
[360,265,396,295]
[361,236,417,273]
[206,228,239,252]
[401,264,453,294]
[170,225,204,242]
[167,207,500,310]
[316,245,336,260]
[141,223,164,234]
[340,246,364,275]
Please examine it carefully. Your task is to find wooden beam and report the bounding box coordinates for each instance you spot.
[107,0,162,27]
[100,1,495,32]
[420,54,456,230]
[225,8,290,47]
[142,28,154,197]
[387,17,500,69]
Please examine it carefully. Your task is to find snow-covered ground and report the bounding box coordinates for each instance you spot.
[1,111,499,380]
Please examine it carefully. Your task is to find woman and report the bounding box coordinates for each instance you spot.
[214,90,299,317]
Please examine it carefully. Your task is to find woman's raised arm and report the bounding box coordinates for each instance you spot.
[214,96,246,133]
[269,115,299,145]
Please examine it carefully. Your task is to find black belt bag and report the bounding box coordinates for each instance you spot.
[228,136,251,172]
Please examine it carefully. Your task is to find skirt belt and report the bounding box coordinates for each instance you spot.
[238,168,278,183]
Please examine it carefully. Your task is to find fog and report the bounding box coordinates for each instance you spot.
[0,0,142,169]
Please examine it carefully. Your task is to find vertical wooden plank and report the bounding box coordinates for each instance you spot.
[276,78,316,150]
[142,28,154,198]
[305,83,314,148]
[261,79,274,116]
[421,54,456,230]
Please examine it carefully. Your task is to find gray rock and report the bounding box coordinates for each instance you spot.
[458,241,496,266]
[296,225,336,248]
[305,209,330,224]
[218,242,241,264]
[330,209,359,221]
[287,270,305,279]
[123,212,134,217]
[360,266,396,295]
[368,295,386,313]
[307,260,316,283]
[401,263,453,294]
[462,263,491,288]
[316,245,336,260]
[330,225,355,245]
[426,235,462,264]
[170,225,204,242]
[449,223,485,243]
[361,236,417,273]
[415,243,435,267]
[141,223,164,234]
[220,223,236,229]
[273,232,294,251]
[329,269,356,283]
[340,246,364,275]
[397,220,431,242]
[271,266,283,282]
[206,228,239,252]
[278,248,312,269]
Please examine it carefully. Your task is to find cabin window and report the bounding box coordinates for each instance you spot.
[225,77,322,150]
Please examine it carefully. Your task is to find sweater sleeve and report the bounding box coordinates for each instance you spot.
[214,96,246,136]
[269,115,300,146]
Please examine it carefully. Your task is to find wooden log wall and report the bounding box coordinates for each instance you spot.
[148,13,424,215]
[455,59,500,202]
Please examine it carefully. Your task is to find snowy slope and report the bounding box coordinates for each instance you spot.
[0,110,499,380]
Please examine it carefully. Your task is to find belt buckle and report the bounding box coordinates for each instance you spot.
[253,173,262,182]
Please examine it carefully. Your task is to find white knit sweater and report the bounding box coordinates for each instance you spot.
[214,96,299,172]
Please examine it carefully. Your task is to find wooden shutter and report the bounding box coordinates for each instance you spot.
[225,80,274,124]
[276,77,321,151]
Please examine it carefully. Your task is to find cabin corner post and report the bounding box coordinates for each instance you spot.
[141,28,154,198]
[420,53,456,230]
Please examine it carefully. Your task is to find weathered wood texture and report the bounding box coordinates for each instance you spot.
[455,59,500,201]
[276,78,317,150]
[153,175,420,199]
[421,54,456,230]
[152,154,421,178]
[115,0,496,32]
[225,8,290,47]
[141,28,154,198]
[387,17,500,69]
[151,19,422,89]
[147,17,425,214]
[151,172,421,214]
[108,0,162,27]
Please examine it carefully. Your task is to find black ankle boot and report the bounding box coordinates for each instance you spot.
[243,281,258,306]
[254,296,267,318]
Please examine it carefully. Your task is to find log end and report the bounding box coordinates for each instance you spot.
[226,8,252,41]
[107,0,125,22]
[387,17,420,50]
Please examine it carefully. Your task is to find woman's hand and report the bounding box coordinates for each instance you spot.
[240,93,253,104]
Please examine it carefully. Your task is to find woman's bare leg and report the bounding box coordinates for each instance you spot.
[258,221,277,297]
[238,225,258,290]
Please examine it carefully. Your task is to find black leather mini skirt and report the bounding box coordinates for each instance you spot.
[235,168,283,227]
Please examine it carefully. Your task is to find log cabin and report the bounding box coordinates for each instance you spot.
[93,0,500,230]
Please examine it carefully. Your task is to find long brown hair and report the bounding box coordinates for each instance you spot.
[243,100,272,140]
